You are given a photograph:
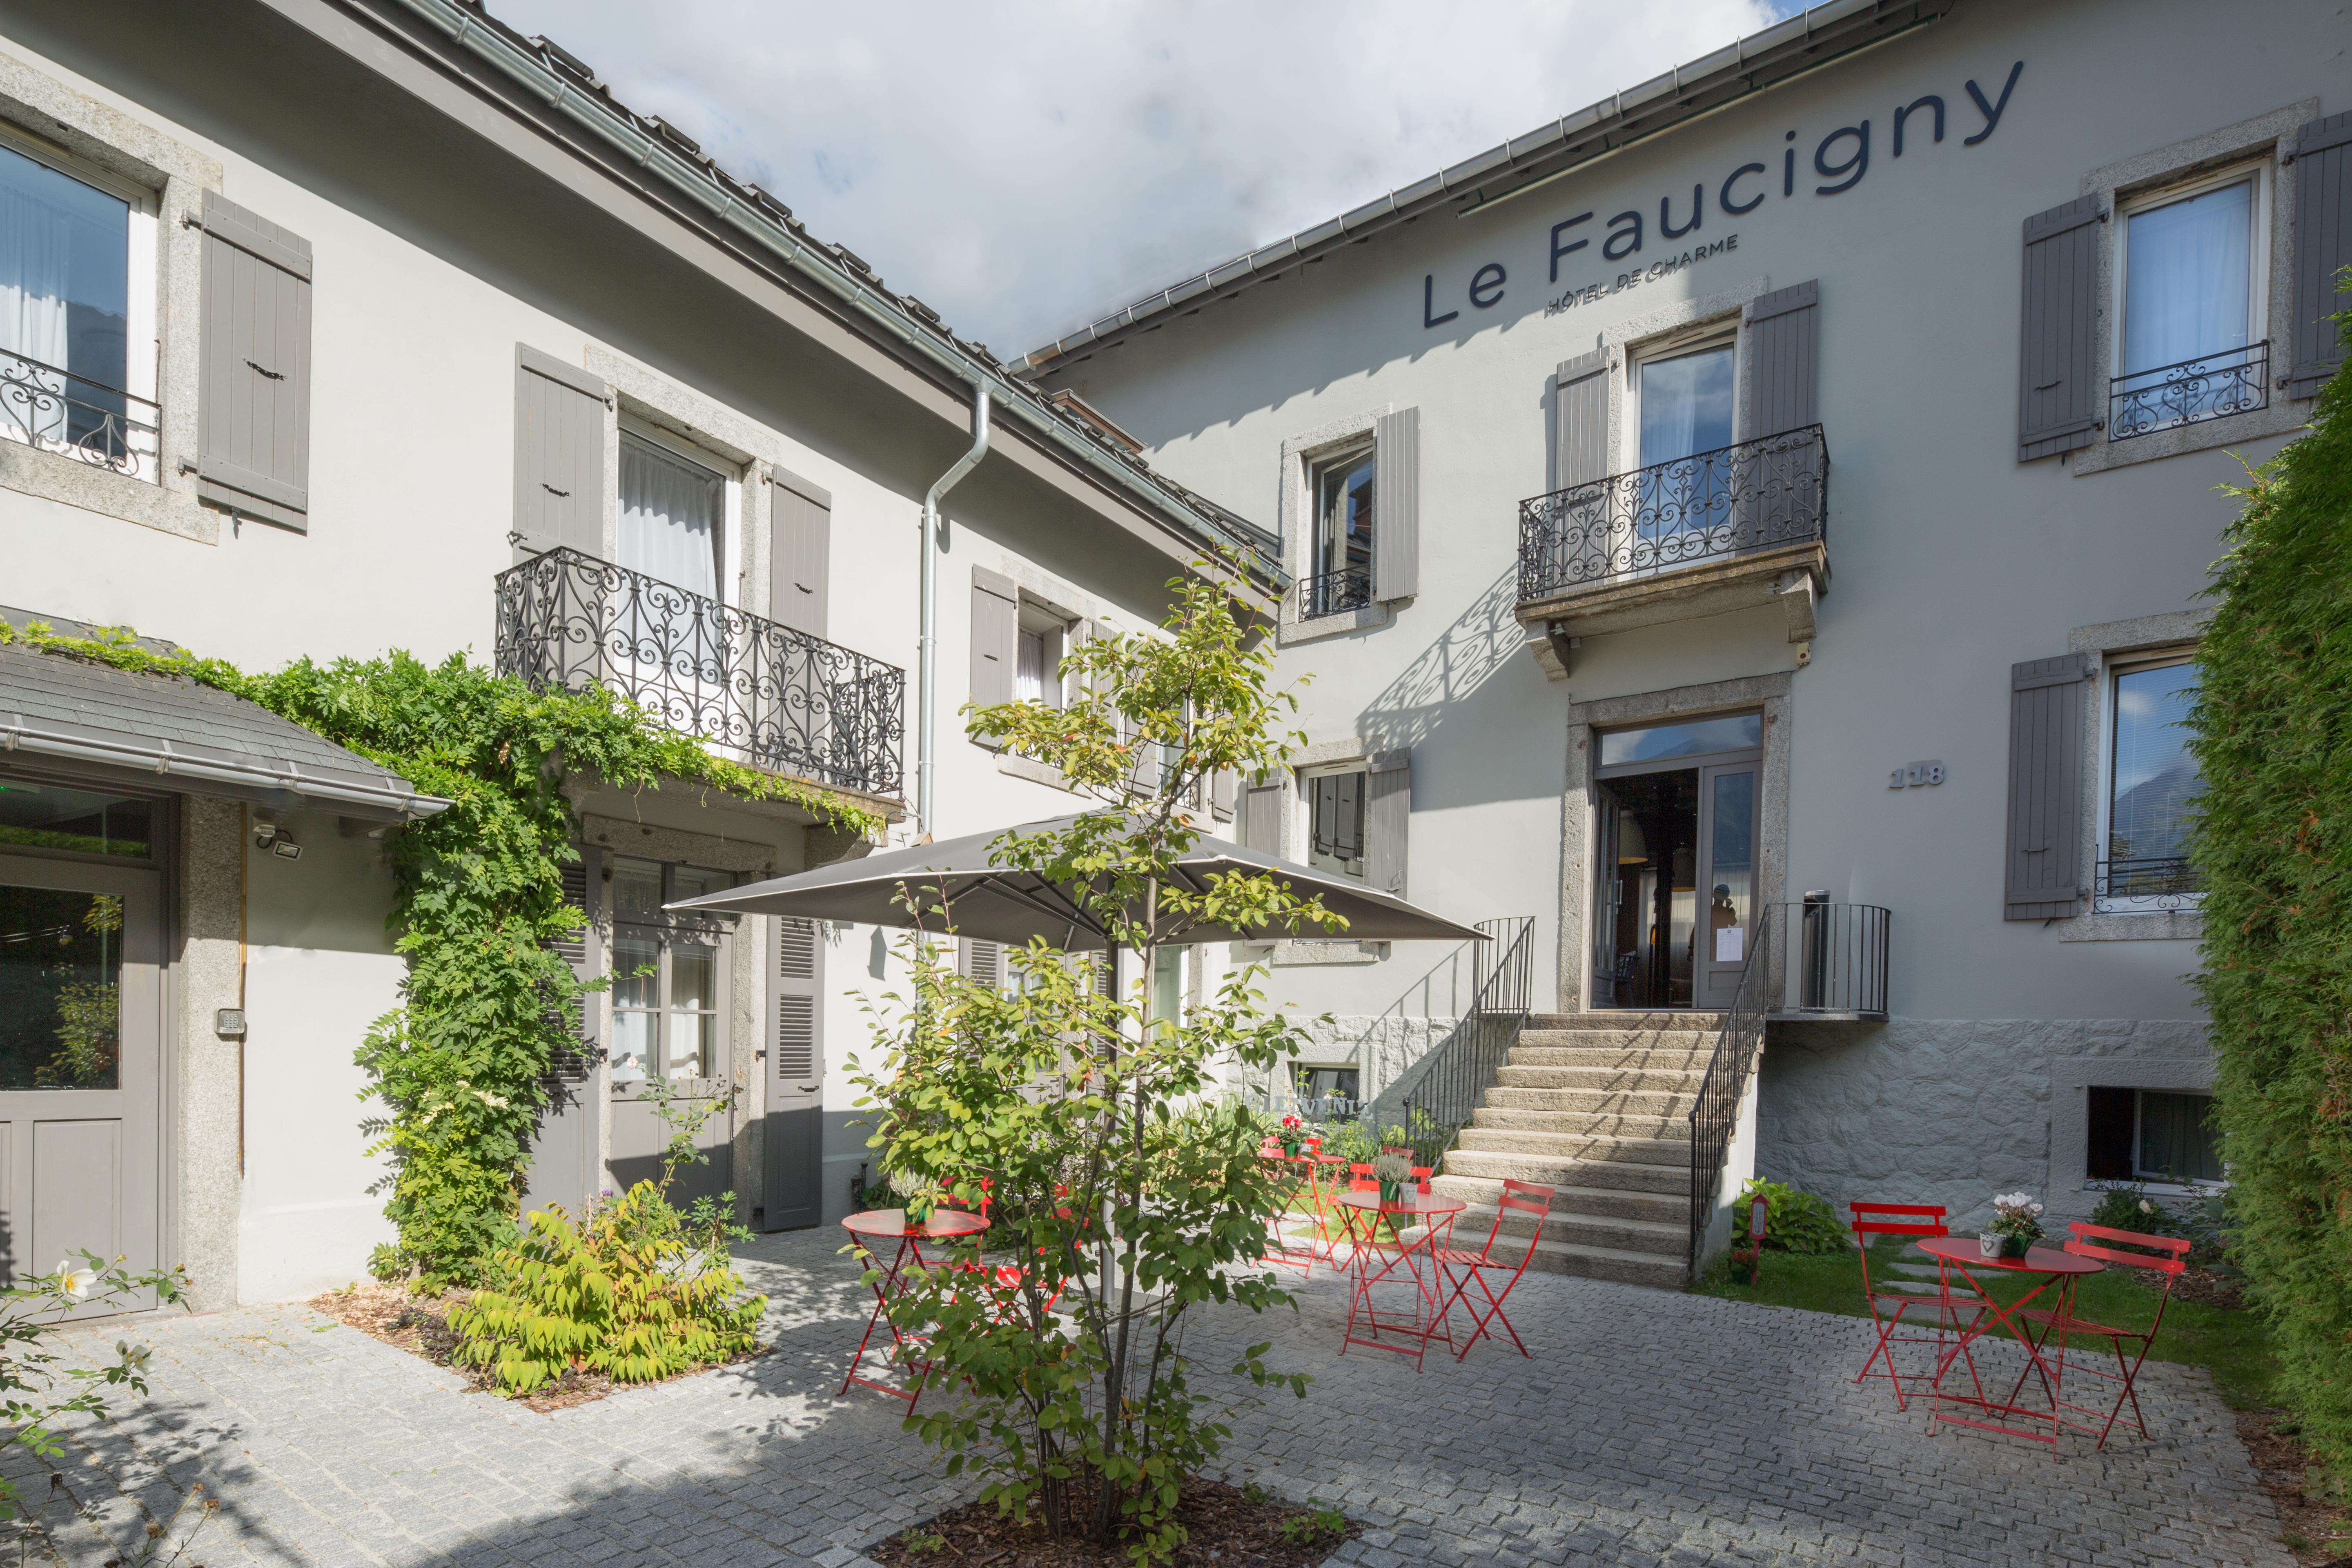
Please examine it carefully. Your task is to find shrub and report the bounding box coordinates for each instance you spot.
[1738,1177,1846,1254]
[447,1181,765,1394]
[2188,290,2352,1485]
[2089,1182,2179,1236]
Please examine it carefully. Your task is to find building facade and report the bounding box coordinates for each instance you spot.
[1025,0,2349,1267]
[0,0,1263,1310]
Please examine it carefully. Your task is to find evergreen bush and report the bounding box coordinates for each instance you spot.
[2188,292,2352,1487]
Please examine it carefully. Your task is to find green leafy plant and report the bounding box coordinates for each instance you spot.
[0,620,878,1290]
[2090,1180,2179,1236]
[900,1527,948,1556]
[2187,287,2352,1490]
[0,1253,189,1520]
[849,560,1334,1564]
[1737,1178,1846,1254]
[1277,1503,1349,1545]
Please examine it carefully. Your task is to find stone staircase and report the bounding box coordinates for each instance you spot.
[1425,1011,1724,1290]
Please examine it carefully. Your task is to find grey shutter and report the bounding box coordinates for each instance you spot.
[767,470,833,636]
[960,938,1002,989]
[514,345,608,558]
[522,847,600,1218]
[2288,112,2352,398]
[2005,655,2092,920]
[1553,347,1610,490]
[1372,407,1420,601]
[1363,752,1411,898]
[197,189,312,532]
[1211,768,1237,822]
[1745,280,1820,437]
[970,567,1019,747]
[1241,776,1285,857]
[762,916,824,1230]
[2018,196,2105,461]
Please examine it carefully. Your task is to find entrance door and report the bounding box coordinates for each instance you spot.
[607,858,735,1209]
[0,851,161,1308]
[1591,713,1764,1012]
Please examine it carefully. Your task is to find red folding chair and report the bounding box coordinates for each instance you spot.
[1849,1201,1984,1410]
[2009,1220,2190,1448]
[1433,1180,1553,1359]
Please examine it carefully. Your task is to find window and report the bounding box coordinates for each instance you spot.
[1624,336,1738,568]
[1291,1064,1359,1116]
[0,782,151,860]
[607,858,728,1085]
[0,134,157,480]
[2099,658,2203,909]
[1015,605,1066,707]
[1635,340,1736,468]
[2112,167,2267,438]
[1149,947,1182,1031]
[1305,441,1374,617]
[2087,1086,2222,1185]
[1598,713,1762,768]
[0,882,122,1089]
[1306,769,1366,881]
[619,427,726,599]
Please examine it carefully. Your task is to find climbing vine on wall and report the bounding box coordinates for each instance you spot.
[2187,300,2352,1490]
[0,621,881,1288]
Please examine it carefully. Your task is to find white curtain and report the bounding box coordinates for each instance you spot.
[619,435,723,599]
[1637,344,1735,467]
[0,170,74,444]
[2123,181,2252,375]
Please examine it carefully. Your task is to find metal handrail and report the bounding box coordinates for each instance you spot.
[1297,563,1374,620]
[2095,855,2200,910]
[0,346,160,483]
[1517,425,1826,604]
[2109,340,2267,441]
[494,546,906,796]
[1396,916,1537,1164]
[1688,904,1777,1281]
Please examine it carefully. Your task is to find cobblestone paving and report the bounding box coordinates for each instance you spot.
[22,1228,2289,1568]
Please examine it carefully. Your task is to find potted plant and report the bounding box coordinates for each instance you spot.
[1278,1113,1305,1158]
[888,1164,935,1227]
[1373,1151,1414,1205]
[1980,1191,2045,1259]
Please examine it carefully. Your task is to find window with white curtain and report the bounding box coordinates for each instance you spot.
[0,136,134,457]
[1626,336,1737,566]
[2114,168,2265,433]
[619,429,725,599]
[1635,341,1735,468]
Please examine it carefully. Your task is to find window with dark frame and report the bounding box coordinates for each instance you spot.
[1305,441,1375,618]
[2100,657,2204,908]
[2086,1085,2223,1185]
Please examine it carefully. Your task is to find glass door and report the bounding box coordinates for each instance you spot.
[607,858,734,1210]
[1693,763,1760,1011]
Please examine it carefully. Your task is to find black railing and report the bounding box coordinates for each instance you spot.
[2096,855,2201,911]
[495,546,905,796]
[1396,916,1537,1163]
[1517,425,1827,604]
[1688,900,1891,1279]
[1298,563,1374,619]
[0,347,159,483]
[2109,341,2268,441]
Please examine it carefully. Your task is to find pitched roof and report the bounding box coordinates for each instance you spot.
[0,627,444,821]
[1014,0,1954,374]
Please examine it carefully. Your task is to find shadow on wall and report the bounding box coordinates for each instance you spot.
[1355,566,1556,811]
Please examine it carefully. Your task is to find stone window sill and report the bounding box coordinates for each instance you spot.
[2071,393,2310,476]
[0,441,212,543]
[1277,601,1390,647]
[2055,908,2204,943]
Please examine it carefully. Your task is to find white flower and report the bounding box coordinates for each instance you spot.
[58,1262,96,1300]
[2139,1198,2156,1214]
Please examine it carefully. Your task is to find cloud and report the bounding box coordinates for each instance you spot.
[489,0,1786,356]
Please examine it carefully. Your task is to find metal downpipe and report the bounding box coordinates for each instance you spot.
[918,386,991,838]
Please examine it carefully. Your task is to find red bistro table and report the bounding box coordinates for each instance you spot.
[838,1207,989,1405]
[1263,1153,1348,1272]
[1332,1189,1466,1372]
[1917,1236,2105,1452]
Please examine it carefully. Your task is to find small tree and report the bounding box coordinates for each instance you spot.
[849,563,1338,1560]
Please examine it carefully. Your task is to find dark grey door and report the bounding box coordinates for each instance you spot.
[762,916,823,1231]
[0,853,161,1310]
[1693,762,1761,1011]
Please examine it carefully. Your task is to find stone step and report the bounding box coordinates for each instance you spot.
[1528,1012,1728,1032]
[1472,1099,1698,1133]
[1458,1114,1690,1150]
[1519,1236,1688,1288]
[1430,1200,1687,1259]
[1467,1102,1690,1141]
[1503,1047,1712,1076]
[1481,1080,1699,1114]
[1439,1145,1689,1189]
[1515,1028,1720,1055]
[1432,1174,1687,1226]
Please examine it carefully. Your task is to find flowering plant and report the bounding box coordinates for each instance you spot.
[1277,1112,1304,1155]
[1985,1191,2046,1244]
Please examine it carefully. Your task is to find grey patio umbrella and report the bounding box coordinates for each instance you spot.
[664,812,1485,950]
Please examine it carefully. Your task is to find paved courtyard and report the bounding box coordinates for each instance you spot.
[22,1229,2290,1568]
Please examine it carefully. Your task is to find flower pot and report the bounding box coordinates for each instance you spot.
[1379,1178,1403,1204]
[1279,1140,1301,1158]
[2002,1233,2033,1258]
[1978,1232,2003,1260]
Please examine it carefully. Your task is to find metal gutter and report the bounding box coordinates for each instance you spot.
[0,712,450,820]
[1015,0,1954,373]
[383,0,1282,586]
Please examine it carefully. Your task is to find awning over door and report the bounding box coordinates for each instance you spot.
[0,637,447,822]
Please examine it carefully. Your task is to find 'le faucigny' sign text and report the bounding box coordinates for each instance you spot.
[1420,61,2024,328]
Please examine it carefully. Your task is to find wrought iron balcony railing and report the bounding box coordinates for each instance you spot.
[2109,341,2268,442]
[494,546,905,797]
[2095,855,2202,911]
[0,347,159,483]
[1297,562,1373,619]
[1517,425,1827,604]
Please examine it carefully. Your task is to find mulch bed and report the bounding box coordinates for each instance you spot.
[2236,1408,2352,1566]
[305,1281,766,1413]
[867,1477,1357,1566]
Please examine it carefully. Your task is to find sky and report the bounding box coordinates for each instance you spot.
[492,1,1792,359]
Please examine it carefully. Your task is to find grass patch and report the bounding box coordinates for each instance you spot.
[1691,1236,2278,1407]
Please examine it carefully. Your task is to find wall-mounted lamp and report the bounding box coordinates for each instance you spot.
[253,820,303,860]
